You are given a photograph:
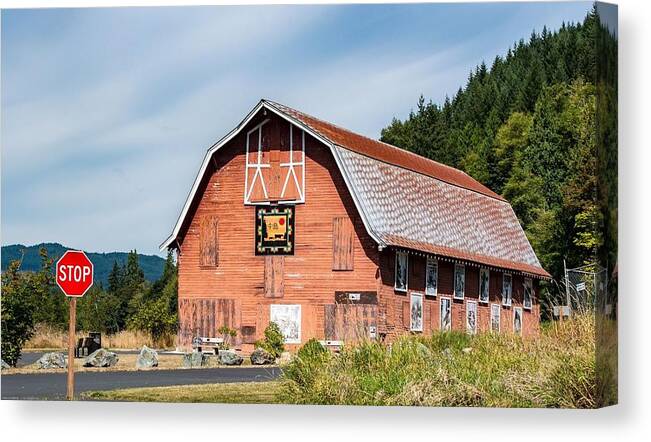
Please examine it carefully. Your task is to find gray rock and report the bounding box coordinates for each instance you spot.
[182,351,208,368]
[136,346,158,369]
[83,348,119,367]
[218,350,243,366]
[250,348,275,365]
[2,359,11,370]
[462,347,473,354]
[35,352,67,369]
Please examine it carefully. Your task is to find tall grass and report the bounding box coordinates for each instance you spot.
[25,323,176,350]
[280,313,596,408]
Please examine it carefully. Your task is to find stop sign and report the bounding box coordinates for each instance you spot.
[56,250,94,297]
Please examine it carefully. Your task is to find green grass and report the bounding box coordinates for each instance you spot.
[82,381,281,404]
[279,313,598,408]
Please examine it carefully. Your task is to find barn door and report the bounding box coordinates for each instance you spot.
[178,298,242,349]
[324,304,378,342]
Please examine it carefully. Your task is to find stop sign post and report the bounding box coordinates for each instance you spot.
[56,250,93,400]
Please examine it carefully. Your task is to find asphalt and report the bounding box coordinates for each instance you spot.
[1,366,282,400]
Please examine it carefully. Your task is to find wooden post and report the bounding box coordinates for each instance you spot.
[67,297,76,401]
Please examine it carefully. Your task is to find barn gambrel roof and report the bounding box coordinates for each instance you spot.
[161,99,550,279]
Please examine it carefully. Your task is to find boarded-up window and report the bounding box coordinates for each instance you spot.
[178,298,241,348]
[199,216,219,267]
[264,256,284,298]
[324,304,377,342]
[332,217,354,271]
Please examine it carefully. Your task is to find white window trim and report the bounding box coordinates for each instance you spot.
[502,273,513,307]
[440,296,452,331]
[466,300,478,335]
[410,292,424,332]
[479,268,490,304]
[490,303,501,333]
[454,263,465,300]
[523,277,533,310]
[513,306,523,336]
[425,257,438,297]
[394,251,408,292]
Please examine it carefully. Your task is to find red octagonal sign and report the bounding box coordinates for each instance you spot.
[56,250,94,297]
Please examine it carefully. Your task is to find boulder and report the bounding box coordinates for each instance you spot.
[83,348,119,367]
[35,352,67,369]
[218,350,243,366]
[182,351,208,368]
[136,346,159,369]
[250,348,275,365]
[277,351,293,365]
[2,359,11,370]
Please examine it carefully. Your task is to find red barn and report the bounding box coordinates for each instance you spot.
[161,99,550,351]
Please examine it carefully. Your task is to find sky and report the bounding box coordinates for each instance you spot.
[1,1,593,256]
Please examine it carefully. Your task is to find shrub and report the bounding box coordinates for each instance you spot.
[0,256,54,366]
[255,322,285,358]
[127,297,178,343]
[217,325,237,350]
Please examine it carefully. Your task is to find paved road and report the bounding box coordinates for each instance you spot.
[1,366,282,400]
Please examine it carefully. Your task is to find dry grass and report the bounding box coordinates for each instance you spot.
[24,324,176,350]
[82,381,281,403]
[280,313,598,408]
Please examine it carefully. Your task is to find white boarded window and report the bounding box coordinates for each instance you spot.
[454,263,465,300]
[425,257,438,297]
[524,278,533,310]
[270,304,301,344]
[395,251,408,292]
[410,292,423,332]
[466,300,477,335]
[513,307,523,335]
[502,273,513,306]
[490,303,500,333]
[440,297,451,331]
[479,268,490,303]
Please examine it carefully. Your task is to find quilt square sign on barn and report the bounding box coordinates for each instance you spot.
[255,205,295,255]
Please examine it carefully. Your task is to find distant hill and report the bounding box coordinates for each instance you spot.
[1,243,166,287]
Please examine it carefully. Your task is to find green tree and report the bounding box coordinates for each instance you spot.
[1,251,53,366]
[127,296,178,342]
[256,322,285,358]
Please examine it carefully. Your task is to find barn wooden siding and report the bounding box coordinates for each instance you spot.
[175,111,541,350]
[176,113,381,350]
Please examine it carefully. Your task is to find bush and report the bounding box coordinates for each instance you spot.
[217,325,237,350]
[0,257,53,366]
[127,297,178,343]
[280,339,330,403]
[255,322,285,358]
[279,313,598,408]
